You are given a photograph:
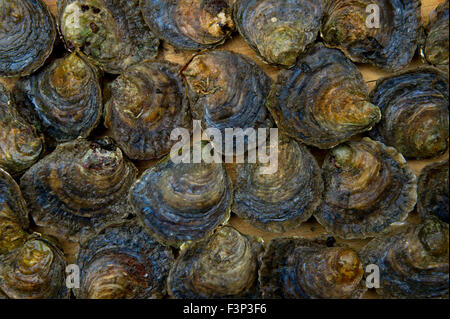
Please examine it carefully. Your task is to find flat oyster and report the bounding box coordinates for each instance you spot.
[267,45,381,149]
[359,217,449,298]
[0,0,56,77]
[314,138,417,239]
[20,137,138,242]
[259,238,366,299]
[168,226,263,299]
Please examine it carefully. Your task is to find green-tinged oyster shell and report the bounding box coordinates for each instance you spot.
[57,0,160,74]
[418,159,449,223]
[267,44,381,149]
[232,136,323,233]
[233,0,323,67]
[139,0,235,50]
[74,221,174,299]
[0,234,69,299]
[259,238,366,299]
[104,61,191,160]
[14,52,102,146]
[168,226,263,299]
[0,82,43,176]
[20,137,137,242]
[321,0,422,72]
[0,0,56,77]
[314,138,417,239]
[359,217,449,298]
[370,67,449,159]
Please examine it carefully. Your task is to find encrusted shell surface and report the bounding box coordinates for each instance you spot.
[139,0,235,50]
[267,45,381,149]
[20,137,138,242]
[74,221,174,299]
[57,0,160,74]
[314,138,417,239]
[0,82,43,176]
[168,226,263,299]
[14,52,102,146]
[321,0,422,72]
[370,67,449,159]
[259,238,366,299]
[418,159,449,223]
[0,0,56,77]
[0,234,69,299]
[359,217,449,298]
[232,136,323,233]
[0,169,29,255]
[104,61,191,160]
[233,0,323,67]
[129,148,232,247]
[423,0,449,70]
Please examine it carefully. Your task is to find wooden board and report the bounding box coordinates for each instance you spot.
[1,0,447,299]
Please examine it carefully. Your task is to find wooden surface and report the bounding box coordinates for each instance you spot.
[1,0,447,299]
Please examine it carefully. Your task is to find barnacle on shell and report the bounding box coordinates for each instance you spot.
[267,45,381,149]
[20,137,138,242]
[0,0,56,77]
[314,138,417,239]
[370,67,449,159]
[139,0,235,50]
[168,226,263,299]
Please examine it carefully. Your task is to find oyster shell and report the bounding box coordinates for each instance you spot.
[418,159,449,223]
[14,52,102,146]
[233,0,323,67]
[104,61,191,160]
[423,0,449,70]
[259,238,366,299]
[0,0,56,77]
[0,234,69,299]
[130,148,232,247]
[370,67,449,159]
[139,0,235,50]
[0,169,29,255]
[359,216,449,298]
[0,82,43,176]
[74,221,174,299]
[314,138,417,239]
[20,137,138,242]
[57,0,160,74]
[168,226,263,299]
[232,136,323,233]
[321,0,422,72]
[267,45,381,149]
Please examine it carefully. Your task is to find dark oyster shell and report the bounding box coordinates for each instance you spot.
[0,0,56,77]
[370,67,449,159]
[314,138,417,239]
[232,136,323,233]
[74,222,174,299]
[423,0,449,70]
[139,0,235,50]
[0,82,43,176]
[14,52,103,146]
[168,226,263,299]
[0,169,29,255]
[0,234,69,299]
[267,45,381,149]
[321,0,422,72]
[105,61,191,160]
[57,0,160,74]
[20,137,138,242]
[130,149,232,247]
[418,159,449,223]
[259,238,366,299]
[233,0,323,67]
[359,217,449,298]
